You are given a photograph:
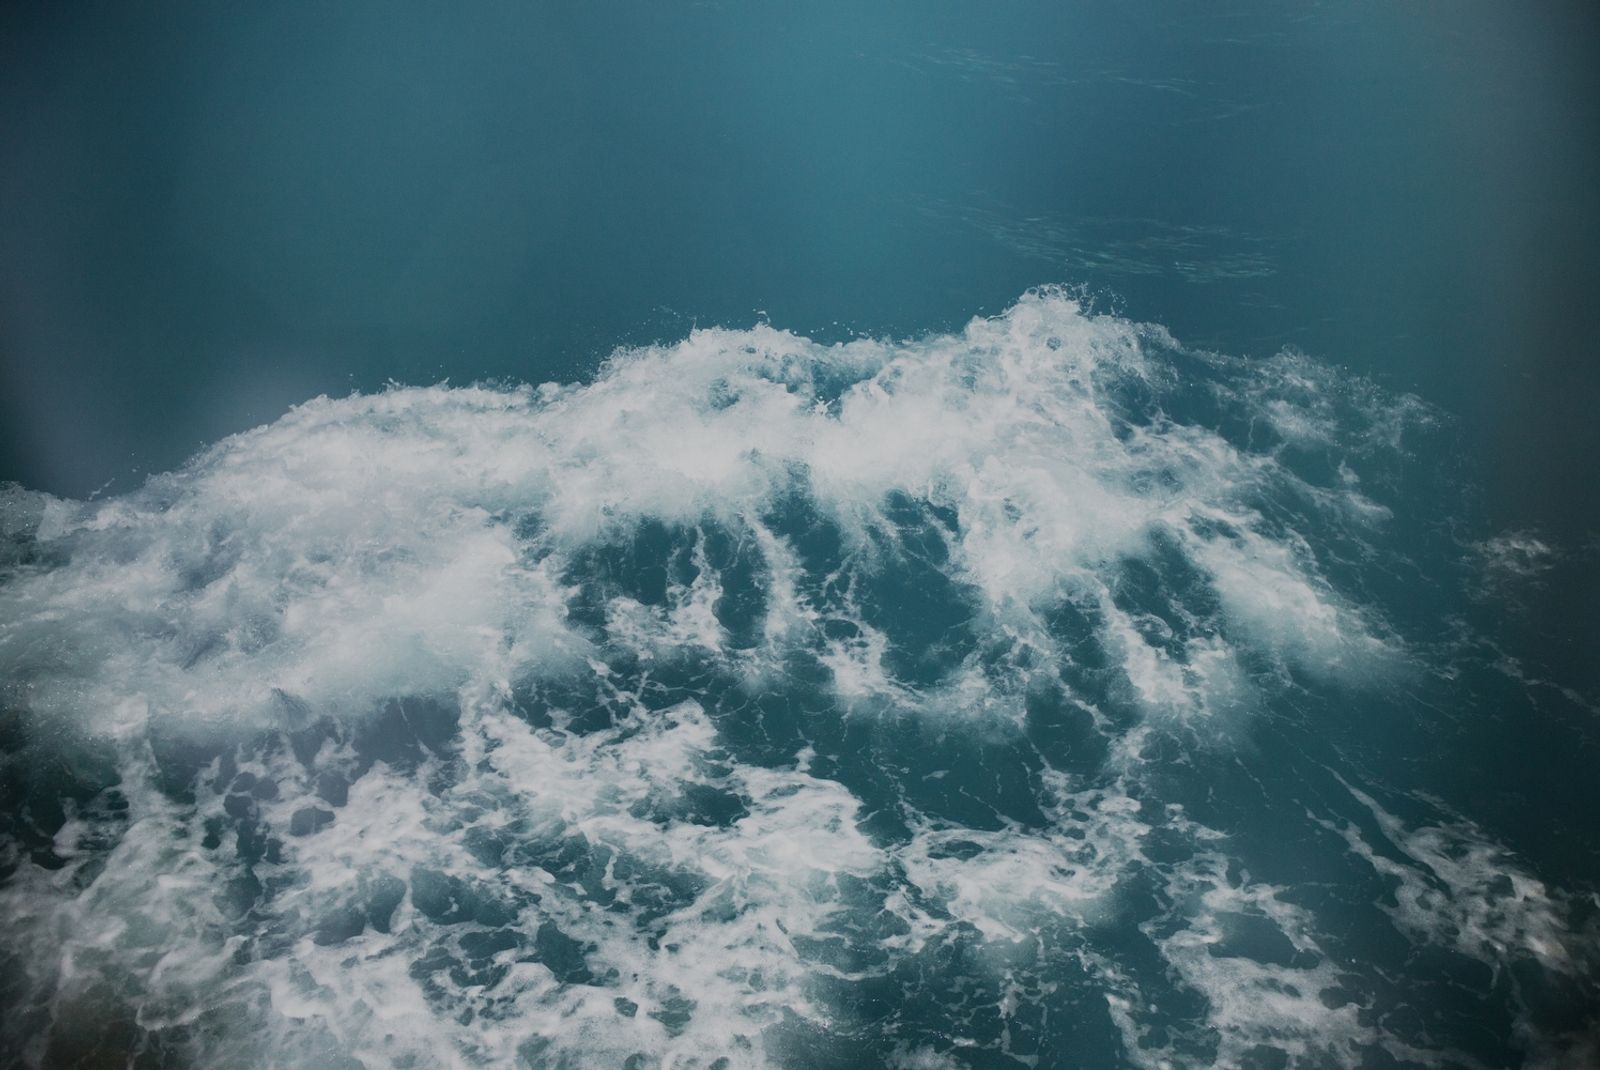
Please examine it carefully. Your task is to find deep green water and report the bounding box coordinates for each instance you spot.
[2,4,1598,1067]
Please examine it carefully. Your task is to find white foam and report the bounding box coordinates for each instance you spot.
[1330,779,1577,976]
[0,289,1411,745]
[0,290,1478,1067]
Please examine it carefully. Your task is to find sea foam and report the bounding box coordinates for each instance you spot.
[1,289,1592,1067]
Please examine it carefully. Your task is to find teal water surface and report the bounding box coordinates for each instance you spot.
[1,4,1598,1067]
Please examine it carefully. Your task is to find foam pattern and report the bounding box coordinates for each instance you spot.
[1,290,1594,1067]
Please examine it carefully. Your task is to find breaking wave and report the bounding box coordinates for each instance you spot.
[1,289,1594,1067]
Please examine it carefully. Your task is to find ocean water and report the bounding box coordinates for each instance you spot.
[3,4,1599,1069]
[2,292,1597,1066]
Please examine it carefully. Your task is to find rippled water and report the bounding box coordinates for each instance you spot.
[2,291,1595,1067]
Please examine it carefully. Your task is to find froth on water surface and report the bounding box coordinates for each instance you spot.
[1,290,1596,1067]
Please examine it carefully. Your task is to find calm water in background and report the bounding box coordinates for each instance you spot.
[3,4,1600,1067]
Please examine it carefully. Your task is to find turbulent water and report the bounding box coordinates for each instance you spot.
[1,290,1595,1068]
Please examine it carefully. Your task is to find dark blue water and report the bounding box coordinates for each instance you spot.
[2,4,1598,1067]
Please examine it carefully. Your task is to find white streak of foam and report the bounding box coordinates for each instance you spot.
[1329,780,1576,976]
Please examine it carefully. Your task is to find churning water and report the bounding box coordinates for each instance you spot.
[4,2,1600,1066]
[2,290,1596,1067]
